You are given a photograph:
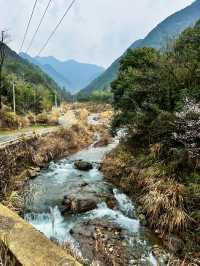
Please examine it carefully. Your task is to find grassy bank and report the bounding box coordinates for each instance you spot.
[0,123,96,211]
[102,144,200,265]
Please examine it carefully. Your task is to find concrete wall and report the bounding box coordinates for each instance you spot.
[0,204,81,266]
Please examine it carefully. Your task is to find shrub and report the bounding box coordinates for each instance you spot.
[35,112,49,125]
[0,111,21,129]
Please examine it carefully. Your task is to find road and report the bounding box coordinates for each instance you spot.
[0,127,59,147]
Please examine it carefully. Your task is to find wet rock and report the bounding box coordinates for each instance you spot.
[138,214,147,226]
[71,198,97,213]
[62,196,71,210]
[122,241,127,247]
[152,245,170,265]
[164,235,184,253]
[62,195,97,214]
[91,260,104,266]
[80,182,89,187]
[74,160,93,171]
[28,167,40,178]
[97,163,102,171]
[105,196,117,209]
[71,219,131,265]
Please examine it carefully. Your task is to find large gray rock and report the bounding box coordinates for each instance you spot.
[62,195,97,214]
[74,160,93,171]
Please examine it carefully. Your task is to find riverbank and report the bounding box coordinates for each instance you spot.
[0,123,96,210]
[101,144,200,265]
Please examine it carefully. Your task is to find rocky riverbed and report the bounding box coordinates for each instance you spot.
[23,117,169,265]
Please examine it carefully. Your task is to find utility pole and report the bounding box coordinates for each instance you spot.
[0,31,5,109]
[54,93,58,108]
[12,81,16,114]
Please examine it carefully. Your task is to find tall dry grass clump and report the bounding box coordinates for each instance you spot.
[0,241,18,266]
[102,144,199,258]
[0,111,30,130]
[137,175,190,234]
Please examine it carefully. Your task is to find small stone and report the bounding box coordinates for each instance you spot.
[129,259,137,265]
[122,241,127,247]
[138,214,147,226]
[108,247,113,252]
[80,182,88,187]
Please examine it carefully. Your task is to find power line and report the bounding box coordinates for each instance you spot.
[26,0,53,53]
[19,0,38,53]
[36,0,76,57]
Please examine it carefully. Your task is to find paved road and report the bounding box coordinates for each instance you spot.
[0,127,59,147]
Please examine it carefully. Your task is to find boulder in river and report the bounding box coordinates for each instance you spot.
[74,160,93,171]
[62,195,98,214]
[70,219,154,266]
[71,197,97,213]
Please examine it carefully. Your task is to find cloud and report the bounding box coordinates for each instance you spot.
[0,0,194,67]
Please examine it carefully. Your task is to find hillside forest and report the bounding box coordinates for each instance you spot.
[0,43,71,114]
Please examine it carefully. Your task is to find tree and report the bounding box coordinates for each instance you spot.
[111,20,200,149]
[90,90,113,103]
[0,30,9,109]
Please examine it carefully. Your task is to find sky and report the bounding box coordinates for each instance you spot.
[0,0,195,68]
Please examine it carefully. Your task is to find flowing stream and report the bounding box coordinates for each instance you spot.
[23,116,163,265]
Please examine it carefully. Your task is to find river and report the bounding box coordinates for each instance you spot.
[23,117,165,265]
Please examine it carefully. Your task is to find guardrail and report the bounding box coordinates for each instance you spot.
[0,127,60,148]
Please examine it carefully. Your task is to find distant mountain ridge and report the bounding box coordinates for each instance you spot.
[80,0,200,95]
[20,53,105,94]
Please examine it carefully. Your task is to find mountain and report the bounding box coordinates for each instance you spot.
[80,0,200,95]
[2,44,71,103]
[20,53,105,94]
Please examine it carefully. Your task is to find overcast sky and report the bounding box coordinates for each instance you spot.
[0,0,194,68]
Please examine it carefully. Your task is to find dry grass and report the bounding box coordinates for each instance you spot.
[75,108,89,124]
[2,191,24,214]
[103,146,192,234]
[0,111,30,130]
[167,255,200,266]
[0,241,18,266]
[0,120,95,203]
[136,176,190,233]
[102,145,200,261]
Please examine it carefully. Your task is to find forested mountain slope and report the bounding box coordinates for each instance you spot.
[1,44,71,113]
